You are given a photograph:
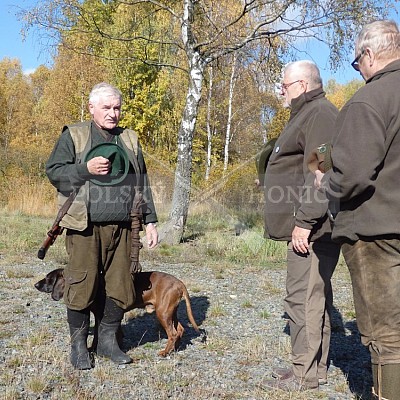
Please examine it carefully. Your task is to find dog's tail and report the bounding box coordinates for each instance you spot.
[182,287,200,331]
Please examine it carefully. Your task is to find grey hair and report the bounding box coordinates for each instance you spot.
[355,20,400,60]
[89,82,123,105]
[284,60,323,90]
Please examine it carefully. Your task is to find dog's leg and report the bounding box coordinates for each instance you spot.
[156,306,183,357]
[173,310,185,350]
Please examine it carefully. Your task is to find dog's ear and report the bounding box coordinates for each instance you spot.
[51,274,65,301]
[51,268,65,301]
[47,270,59,288]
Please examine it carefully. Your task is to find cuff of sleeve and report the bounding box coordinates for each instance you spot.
[68,164,88,187]
[294,219,314,231]
[76,163,90,178]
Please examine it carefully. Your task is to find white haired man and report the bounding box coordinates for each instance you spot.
[46,82,158,369]
[263,61,341,390]
[317,20,400,399]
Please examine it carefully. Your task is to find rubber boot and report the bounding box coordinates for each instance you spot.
[67,308,93,370]
[372,363,400,400]
[96,297,132,364]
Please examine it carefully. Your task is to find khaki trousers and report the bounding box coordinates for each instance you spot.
[285,240,340,386]
[63,222,135,311]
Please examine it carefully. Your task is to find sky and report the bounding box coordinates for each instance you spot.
[0,0,51,75]
[0,1,399,83]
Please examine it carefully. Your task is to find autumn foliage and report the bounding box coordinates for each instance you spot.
[1,0,371,217]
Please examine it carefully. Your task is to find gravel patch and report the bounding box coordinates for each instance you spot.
[0,258,372,399]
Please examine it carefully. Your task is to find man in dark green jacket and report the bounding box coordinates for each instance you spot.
[318,20,400,399]
[46,82,158,369]
[264,60,340,390]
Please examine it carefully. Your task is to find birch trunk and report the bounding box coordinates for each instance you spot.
[205,64,214,181]
[159,0,205,244]
[223,54,237,171]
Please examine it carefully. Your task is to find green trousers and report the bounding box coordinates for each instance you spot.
[63,222,135,311]
[342,238,400,399]
[285,240,340,387]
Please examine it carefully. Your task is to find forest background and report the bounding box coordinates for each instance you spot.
[0,0,396,243]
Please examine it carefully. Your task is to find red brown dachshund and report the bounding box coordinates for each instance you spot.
[35,268,199,357]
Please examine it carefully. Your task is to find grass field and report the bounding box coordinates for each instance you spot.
[0,206,287,268]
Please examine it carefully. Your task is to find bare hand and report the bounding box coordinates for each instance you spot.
[292,226,311,254]
[87,156,111,176]
[146,223,158,249]
[314,170,325,190]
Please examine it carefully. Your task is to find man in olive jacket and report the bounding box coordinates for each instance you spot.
[46,82,158,369]
[318,20,400,399]
[264,60,340,390]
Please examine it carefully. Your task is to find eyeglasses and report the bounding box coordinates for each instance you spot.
[351,50,366,71]
[280,80,302,91]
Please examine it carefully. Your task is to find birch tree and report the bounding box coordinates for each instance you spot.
[205,64,215,181]
[22,0,394,243]
[223,52,238,171]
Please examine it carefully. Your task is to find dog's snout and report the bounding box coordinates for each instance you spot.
[34,278,52,293]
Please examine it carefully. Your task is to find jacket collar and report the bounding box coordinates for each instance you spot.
[290,87,326,115]
[367,59,400,84]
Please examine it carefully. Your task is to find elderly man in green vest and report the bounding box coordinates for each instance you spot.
[46,82,158,369]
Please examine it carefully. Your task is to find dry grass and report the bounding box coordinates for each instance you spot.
[260,277,284,296]
[208,302,226,318]
[2,177,57,217]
